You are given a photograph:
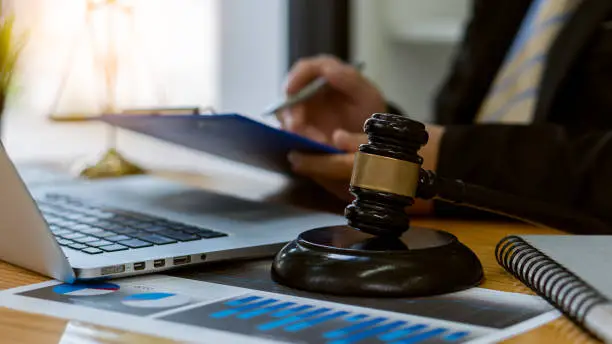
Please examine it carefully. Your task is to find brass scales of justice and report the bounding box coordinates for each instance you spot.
[46,0,171,179]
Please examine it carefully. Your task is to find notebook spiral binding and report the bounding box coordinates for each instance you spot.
[495,235,608,331]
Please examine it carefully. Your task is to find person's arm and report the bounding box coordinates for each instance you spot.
[434,124,612,232]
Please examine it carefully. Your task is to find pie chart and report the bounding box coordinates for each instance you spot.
[121,293,191,308]
[53,282,120,296]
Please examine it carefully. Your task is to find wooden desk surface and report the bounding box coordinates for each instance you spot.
[0,169,599,344]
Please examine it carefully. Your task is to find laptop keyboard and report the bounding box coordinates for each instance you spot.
[35,193,228,254]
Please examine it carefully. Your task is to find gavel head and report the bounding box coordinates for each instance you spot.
[271,113,484,297]
[345,113,429,237]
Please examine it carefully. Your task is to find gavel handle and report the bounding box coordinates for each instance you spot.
[416,169,610,234]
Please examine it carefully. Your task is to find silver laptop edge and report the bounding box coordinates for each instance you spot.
[0,144,346,282]
[0,145,76,282]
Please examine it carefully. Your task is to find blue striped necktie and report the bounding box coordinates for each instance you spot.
[476,0,582,124]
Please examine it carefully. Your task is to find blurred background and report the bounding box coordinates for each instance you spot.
[0,0,469,178]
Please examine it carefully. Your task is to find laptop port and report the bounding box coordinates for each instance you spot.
[153,259,165,268]
[133,262,146,271]
[173,256,191,265]
[101,264,125,275]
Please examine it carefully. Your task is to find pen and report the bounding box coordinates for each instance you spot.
[262,61,365,116]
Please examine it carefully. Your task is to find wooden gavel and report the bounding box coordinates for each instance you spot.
[271,112,608,298]
[347,113,609,237]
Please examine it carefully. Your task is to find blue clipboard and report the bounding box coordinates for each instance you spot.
[99,113,343,173]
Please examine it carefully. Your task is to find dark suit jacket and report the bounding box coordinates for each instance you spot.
[393,0,612,232]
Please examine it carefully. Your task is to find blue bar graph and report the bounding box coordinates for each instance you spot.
[271,305,313,318]
[389,328,447,344]
[328,320,407,344]
[284,311,350,332]
[202,294,472,344]
[379,324,427,341]
[323,317,387,339]
[210,298,278,318]
[257,307,331,331]
[345,314,368,322]
[237,302,295,319]
[224,295,261,307]
[444,331,469,341]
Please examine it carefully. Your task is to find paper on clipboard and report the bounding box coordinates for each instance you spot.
[99,113,342,173]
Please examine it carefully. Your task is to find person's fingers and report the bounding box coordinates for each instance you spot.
[300,126,329,144]
[332,130,367,152]
[285,55,345,95]
[288,152,354,180]
[278,105,331,144]
[285,107,307,132]
[277,104,307,132]
[286,55,371,101]
[276,108,290,130]
[276,108,294,130]
[322,63,372,101]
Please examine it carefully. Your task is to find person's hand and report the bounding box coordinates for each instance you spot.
[278,55,386,145]
[289,124,447,215]
[289,130,367,202]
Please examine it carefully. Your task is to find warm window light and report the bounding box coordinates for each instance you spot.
[7,0,217,119]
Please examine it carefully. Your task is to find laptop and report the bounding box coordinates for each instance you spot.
[0,145,346,283]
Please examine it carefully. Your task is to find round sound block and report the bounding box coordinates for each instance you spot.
[271,226,483,297]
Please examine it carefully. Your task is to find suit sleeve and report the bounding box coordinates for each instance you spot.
[434,124,612,232]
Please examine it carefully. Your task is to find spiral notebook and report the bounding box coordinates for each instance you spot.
[496,235,612,343]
